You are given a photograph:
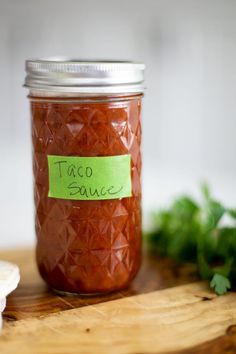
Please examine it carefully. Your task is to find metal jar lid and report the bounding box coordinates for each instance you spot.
[24,58,145,95]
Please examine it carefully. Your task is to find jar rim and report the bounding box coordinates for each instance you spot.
[24,57,145,94]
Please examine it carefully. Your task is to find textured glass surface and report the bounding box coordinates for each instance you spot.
[31,96,142,293]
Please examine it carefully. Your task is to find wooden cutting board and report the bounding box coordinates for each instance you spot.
[0,248,236,354]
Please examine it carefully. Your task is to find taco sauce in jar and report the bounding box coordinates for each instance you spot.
[25,59,145,294]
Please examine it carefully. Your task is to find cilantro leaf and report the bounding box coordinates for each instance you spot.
[197,248,213,279]
[227,208,236,219]
[201,182,211,202]
[145,183,236,295]
[210,274,231,295]
[203,200,225,232]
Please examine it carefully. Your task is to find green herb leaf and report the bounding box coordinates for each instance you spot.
[227,208,236,219]
[210,274,231,295]
[197,249,213,279]
[204,200,225,231]
[201,182,211,202]
[145,183,236,295]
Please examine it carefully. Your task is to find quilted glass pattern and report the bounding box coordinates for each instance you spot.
[31,96,142,293]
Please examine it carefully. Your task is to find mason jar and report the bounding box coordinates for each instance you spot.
[24,59,145,295]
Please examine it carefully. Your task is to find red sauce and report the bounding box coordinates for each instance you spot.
[31,95,142,294]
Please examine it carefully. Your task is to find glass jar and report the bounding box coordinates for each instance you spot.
[24,59,145,295]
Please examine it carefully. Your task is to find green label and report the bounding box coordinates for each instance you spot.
[47,154,132,201]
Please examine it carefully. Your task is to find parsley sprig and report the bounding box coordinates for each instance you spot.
[145,184,236,295]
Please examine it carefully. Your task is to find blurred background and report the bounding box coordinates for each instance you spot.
[0,0,236,248]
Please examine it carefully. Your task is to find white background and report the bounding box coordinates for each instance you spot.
[1,0,236,248]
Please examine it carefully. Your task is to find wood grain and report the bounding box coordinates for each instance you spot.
[0,248,198,320]
[1,282,236,354]
[0,248,236,354]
